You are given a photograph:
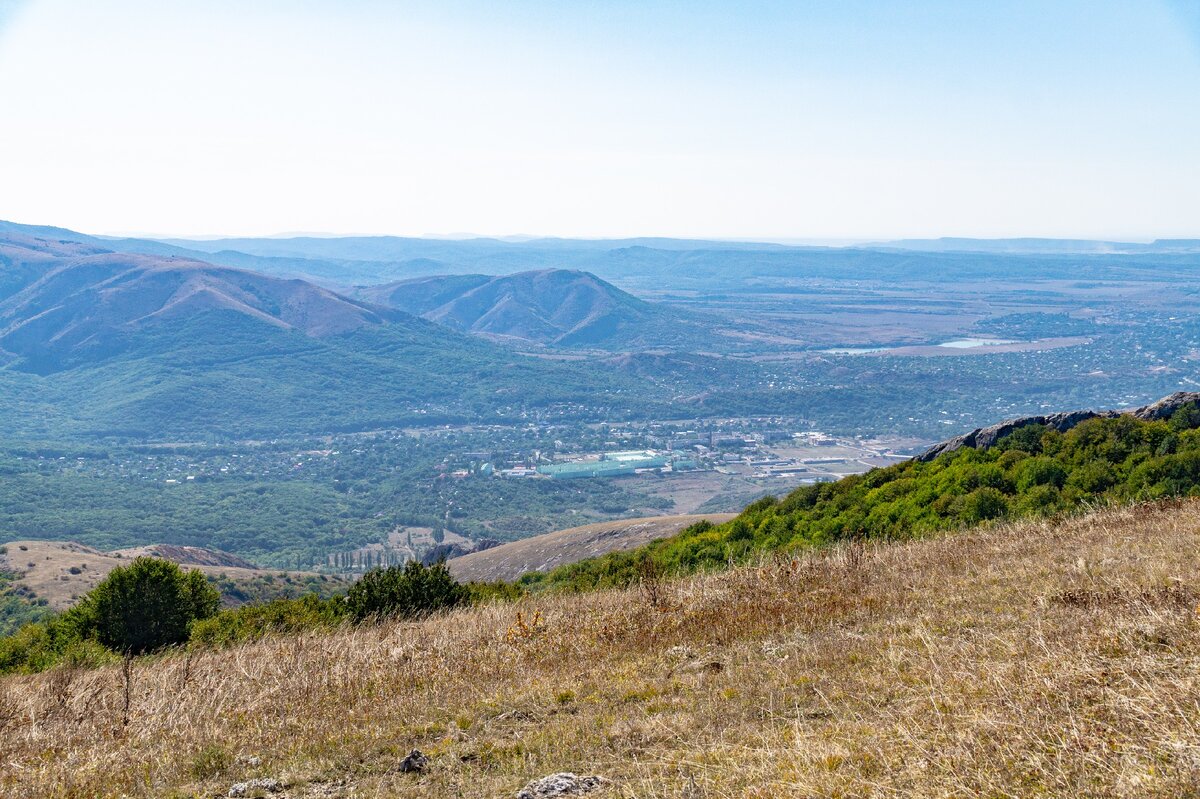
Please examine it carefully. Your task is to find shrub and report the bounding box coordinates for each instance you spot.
[958,487,1008,524]
[345,561,468,623]
[1014,457,1067,491]
[189,743,233,779]
[81,558,220,654]
[189,594,344,647]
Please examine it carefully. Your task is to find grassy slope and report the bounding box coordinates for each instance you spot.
[4,500,1200,797]
[0,540,343,611]
[447,513,737,583]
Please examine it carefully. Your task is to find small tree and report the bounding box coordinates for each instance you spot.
[345,560,468,623]
[80,557,220,654]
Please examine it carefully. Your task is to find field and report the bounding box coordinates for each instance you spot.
[4,500,1200,797]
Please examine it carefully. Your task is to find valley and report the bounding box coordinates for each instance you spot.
[2,222,1200,583]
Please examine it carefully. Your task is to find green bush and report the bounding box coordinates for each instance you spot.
[345,561,468,622]
[189,594,344,647]
[81,558,220,654]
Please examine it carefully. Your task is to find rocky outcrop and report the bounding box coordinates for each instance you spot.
[917,392,1200,462]
[516,773,606,798]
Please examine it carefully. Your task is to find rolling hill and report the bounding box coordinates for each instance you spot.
[446,513,736,582]
[0,539,341,613]
[360,269,706,348]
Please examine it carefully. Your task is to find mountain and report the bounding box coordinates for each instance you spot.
[359,269,702,348]
[870,237,1200,255]
[9,220,1200,294]
[0,234,406,372]
[0,231,664,439]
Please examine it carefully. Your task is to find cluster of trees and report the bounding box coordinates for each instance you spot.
[0,558,474,675]
[522,405,1200,591]
[0,567,51,637]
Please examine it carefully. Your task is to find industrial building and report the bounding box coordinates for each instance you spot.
[537,450,685,479]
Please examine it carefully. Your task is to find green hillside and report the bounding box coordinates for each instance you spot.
[524,402,1200,591]
[0,229,671,439]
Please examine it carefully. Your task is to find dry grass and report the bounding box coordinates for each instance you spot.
[448,513,737,583]
[0,540,319,611]
[4,501,1200,798]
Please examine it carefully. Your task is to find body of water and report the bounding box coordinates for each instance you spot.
[823,338,1019,355]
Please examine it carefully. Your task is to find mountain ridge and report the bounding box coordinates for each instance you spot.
[917,390,1200,461]
[359,268,693,348]
[0,234,409,372]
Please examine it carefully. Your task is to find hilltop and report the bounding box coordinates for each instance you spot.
[360,269,705,349]
[0,539,344,629]
[518,391,1200,592]
[4,501,1199,797]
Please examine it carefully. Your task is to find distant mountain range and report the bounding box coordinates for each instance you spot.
[3,217,1200,440]
[6,219,1200,292]
[0,226,670,438]
[870,237,1200,255]
[359,269,703,348]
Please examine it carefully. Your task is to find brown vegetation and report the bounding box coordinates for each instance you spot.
[4,501,1200,797]
[448,514,736,583]
[0,540,320,610]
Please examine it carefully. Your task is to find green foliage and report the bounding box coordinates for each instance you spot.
[344,561,469,622]
[0,433,673,568]
[82,558,220,654]
[466,580,526,604]
[0,569,51,637]
[189,743,233,780]
[0,606,100,674]
[530,408,1200,591]
[189,594,345,648]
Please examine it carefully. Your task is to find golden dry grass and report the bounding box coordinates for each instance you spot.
[448,513,737,583]
[4,501,1200,798]
[0,540,317,611]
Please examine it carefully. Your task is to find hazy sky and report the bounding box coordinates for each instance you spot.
[0,0,1198,240]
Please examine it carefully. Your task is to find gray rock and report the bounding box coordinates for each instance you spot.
[227,777,284,797]
[398,748,429,773]
[516,772,606,799]
[916,392,1200,462]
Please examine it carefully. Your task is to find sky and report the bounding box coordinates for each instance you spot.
[0,0,1197,240]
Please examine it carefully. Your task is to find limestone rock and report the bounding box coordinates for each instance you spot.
[227,777,284,797]
[516,772,606,798]
[917,392,1200,462]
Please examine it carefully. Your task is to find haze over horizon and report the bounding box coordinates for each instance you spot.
[1,0,1198,240]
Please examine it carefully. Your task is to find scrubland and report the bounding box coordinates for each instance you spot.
[3,500,1200,798]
